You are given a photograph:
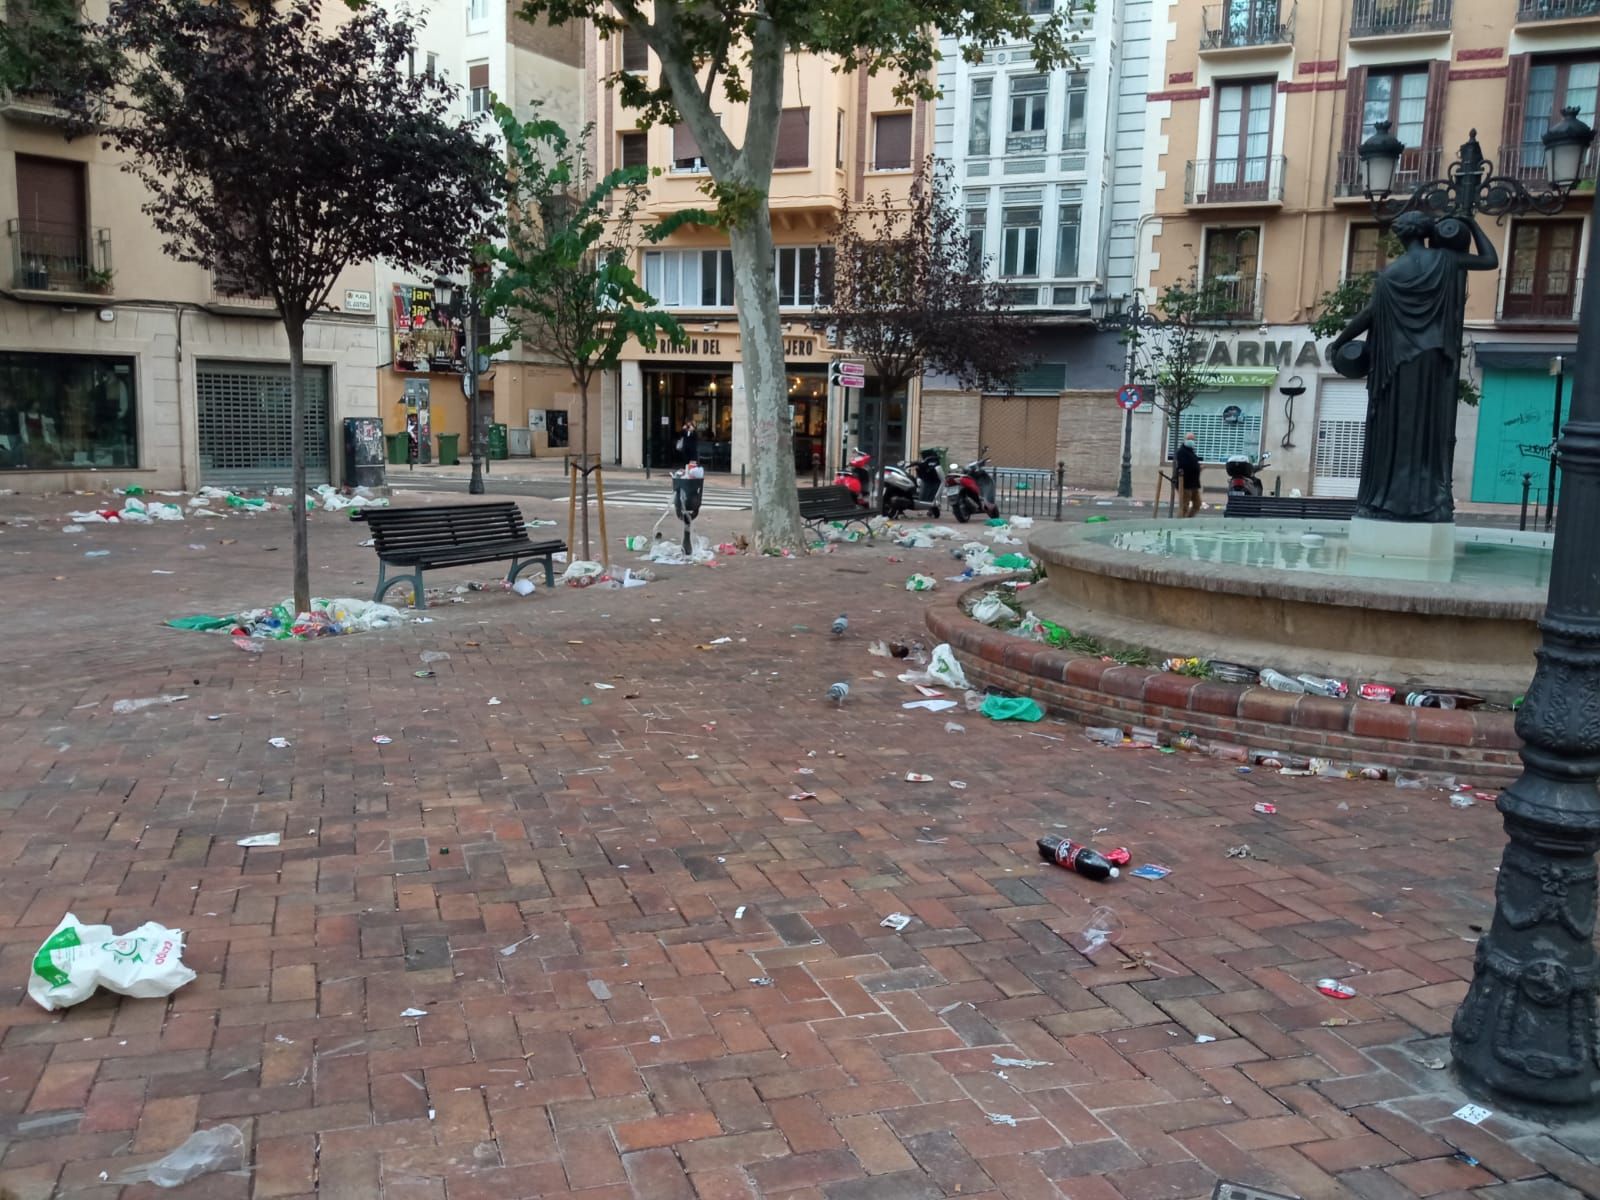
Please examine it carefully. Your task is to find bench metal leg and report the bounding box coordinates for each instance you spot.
[507,555,556,589]
[375,562,425,609]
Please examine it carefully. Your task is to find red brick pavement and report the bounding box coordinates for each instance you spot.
[0,490,1592,1199]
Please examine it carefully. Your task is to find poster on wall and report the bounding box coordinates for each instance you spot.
[392,284,464,374]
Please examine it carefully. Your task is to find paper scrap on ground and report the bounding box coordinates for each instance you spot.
[991,1054,1051,1069]
[1452,1103,1492,1125]
[401,1007,428,1018]
[235,833,280,847]
[903,699,960,712]
[880,913,912,931]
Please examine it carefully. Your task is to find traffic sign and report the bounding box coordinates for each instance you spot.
[1116,383,1146,411]
[838,361,867,388]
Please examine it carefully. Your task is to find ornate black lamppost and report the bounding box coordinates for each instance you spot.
[1088,288,1174,500]
[1358,111,1600,1114]
[433,272,488,495]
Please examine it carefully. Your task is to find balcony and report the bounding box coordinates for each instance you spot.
[1516,0,1600,23]
[7,220,111,295]
[1185,156,1287,205]
[1199,274,1266,323]
[209,271,278,315]
[1005,131,1049,155]
[1349,0,1452,38]
[1495,141,1600,187]
[1334,145,1443,198]
[1498,271,1584,323]
[1200,2,1295,52]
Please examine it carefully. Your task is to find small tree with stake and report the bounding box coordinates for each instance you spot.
[827,158,1028,454]
[77,0,500,614]
[479,105,686,565]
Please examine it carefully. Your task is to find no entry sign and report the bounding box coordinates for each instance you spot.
[1116,384,1146,411]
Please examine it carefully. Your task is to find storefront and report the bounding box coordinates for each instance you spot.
[1469,340,1577,508]
[643,366,735,472]
[0,351,137,472]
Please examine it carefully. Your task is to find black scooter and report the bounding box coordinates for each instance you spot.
[1225,452,1271,497]
[881,450,944,520]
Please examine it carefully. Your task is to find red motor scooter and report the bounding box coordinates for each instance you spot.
[834,447,873,507]
[943,448,1000,523]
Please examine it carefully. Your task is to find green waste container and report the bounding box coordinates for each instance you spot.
[385,432,409,465]
[489,423,508,461]
[437,433,460,466]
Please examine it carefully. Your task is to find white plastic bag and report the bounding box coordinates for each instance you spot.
[559,560,604,582]
[926,643,969,690]
[970,592,1010,626]
[29,913,196,1011]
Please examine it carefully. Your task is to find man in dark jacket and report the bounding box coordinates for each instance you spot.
[1175,432,1202,517]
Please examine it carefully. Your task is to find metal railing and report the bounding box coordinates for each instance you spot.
[1516,0,1600,21]
[993,463,1066,520]
[1497,271,1584,323]
[1495,141,1600,185]
[7,220,111,293]
[1350,0,1452,36]
[210,271,276,310]
[1184,156,1287,204]
[1200,2,1295,49]
[1334,145,1443,197]
[1199,274,1266,323]
[1005,131,1049,154]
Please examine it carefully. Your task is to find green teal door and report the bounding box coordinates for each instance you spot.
[1470,368,1565,507]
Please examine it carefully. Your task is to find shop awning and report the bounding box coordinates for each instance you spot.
[1196,366,1281,388]
[1472,340,1578,372]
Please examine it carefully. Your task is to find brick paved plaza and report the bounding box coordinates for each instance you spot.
[0,489,1594,1200]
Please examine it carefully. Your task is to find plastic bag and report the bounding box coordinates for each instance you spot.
[926,644,969,689]
[905,574,937,592]
[29,913,196,1011]
[119,1125,246,1188]
[970,592,1010,626]
[147,502,184,521]
[980,695,1044,722]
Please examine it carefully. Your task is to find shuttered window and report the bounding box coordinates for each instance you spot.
[672,123,704,171]
[873,113,912,170]
[619,132,647,168]
[621,29,647,73]
[468,62,489,115]
[775,107,809,169]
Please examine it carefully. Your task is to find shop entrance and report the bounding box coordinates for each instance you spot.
[644,366,733,472]
[788,369,828,472]
[842,383,906,473]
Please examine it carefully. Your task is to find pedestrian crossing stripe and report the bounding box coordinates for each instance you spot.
[595,489,751,510]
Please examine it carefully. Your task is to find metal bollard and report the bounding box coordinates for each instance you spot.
[1055,461,1065,521]
[1520,472,1531,532]
[741,464,747,488]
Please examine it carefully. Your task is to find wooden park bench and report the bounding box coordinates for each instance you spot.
[797,484,875,538]
[354,502,566,609]
[1223,494,1359,521]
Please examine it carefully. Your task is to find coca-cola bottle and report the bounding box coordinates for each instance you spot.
[1037,836,1120,881]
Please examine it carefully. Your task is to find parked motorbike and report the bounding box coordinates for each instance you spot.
[944,450,1000,523]
[1225,451,1271,497]
[881,449,944,520]
[834,447,873,507]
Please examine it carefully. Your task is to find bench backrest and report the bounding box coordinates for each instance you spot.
[796,484,858,510]
[361,502,527,556]
[1223,495,1357,520]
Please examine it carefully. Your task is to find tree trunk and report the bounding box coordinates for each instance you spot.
[728,213,803,550]
[286,314,311,615]
[576,374,591,562]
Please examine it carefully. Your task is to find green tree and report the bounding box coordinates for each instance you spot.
[480,105,686,563]
[512,0,1082,550]
[1129,275,1236,474]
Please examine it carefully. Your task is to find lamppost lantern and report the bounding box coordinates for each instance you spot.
[1358,120,1404,200]
[431,275,456,311]
[1543,106,1595,192]
[1088,288,1110,324]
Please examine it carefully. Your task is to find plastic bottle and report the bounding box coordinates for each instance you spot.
[1085,726,1124,745]
[1297,675,1348,699]
[1259,668,1306,694]
[1406,691,1457,709]
[1037,836,1120,881]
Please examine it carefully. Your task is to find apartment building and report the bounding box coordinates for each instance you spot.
[1,3,378,493]
[1138,0,1596,505]
[374,0,584,462]
[924,0,1154,488]
[590,29,926,477]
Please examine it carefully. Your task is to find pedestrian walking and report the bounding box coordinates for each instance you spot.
[1175,432,1202,518]
[676,419,697,467]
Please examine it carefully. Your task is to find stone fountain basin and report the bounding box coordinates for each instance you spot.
[1027,518,1550,702]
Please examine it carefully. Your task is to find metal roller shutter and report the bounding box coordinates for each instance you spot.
[196,361,330,488]
[1314,380,1367,498]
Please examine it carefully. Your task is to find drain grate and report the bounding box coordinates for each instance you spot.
[1212,1185,1300,1200]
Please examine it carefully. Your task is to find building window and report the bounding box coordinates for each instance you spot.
[644,249,732,308]
[1054,203,1080,277]
[873,112,912,170]
[1504,219,1583,321]
[701,249,735,305]
[1211,78,1274,189]
[969,78,993,157]
[1523,58,1599,162]
[966,205,988,272]
[836,109,846,169]
[468,62,490,114]
[14,155,89,292]
[1001,206,1041,277]
[1024,0,1053,12]
[1203,226,1260,318]
[672,122,707,172]
[425,52,438,79]
[1363,67,1427,149]
[468,0,488,27]
[620,28,647,74]
[619,131,647,169]
[773,246,833,306]
[1007,74,1048,154]
[1062,71,1088,151]
[0,352,138,470]
[775,107,809,169]
[1346,224,1397,278]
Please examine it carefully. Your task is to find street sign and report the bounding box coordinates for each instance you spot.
[1116,383,1146,411]
[838,362,867,388]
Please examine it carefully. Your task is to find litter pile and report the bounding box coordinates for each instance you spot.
[65,482,388,526]
[167,596,405,644]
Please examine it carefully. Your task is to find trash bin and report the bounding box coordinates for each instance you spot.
[385,432,409,465]
[489,423,508,461]
[342,417,387,490]
[437,433,460,466]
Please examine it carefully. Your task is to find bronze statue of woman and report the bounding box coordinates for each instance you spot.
[1328,210,1497,524]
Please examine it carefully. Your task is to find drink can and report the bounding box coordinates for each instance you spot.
[1253,802,1277,815]
[1358,683,1396,703]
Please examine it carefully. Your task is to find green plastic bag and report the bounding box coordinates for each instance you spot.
[1085,515,1108,524]
[165,614,236,632]
[986,517,1007,527]
[994,553,1033,570]
[981,695,1044,722]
